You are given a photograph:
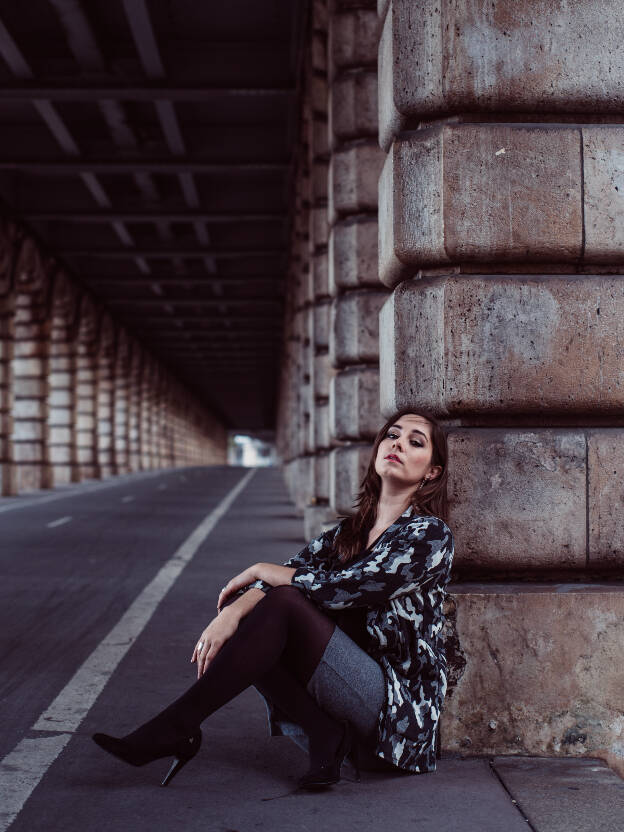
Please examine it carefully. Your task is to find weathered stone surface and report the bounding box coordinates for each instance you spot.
[304,502,339,542]
[329,8,379,80]
[379,126,583,286]
[329,365,380,440]
[330,70,378,145]
[379,0,624,148]
[314,451,330,500]
[313,299,331,348]
[380,274,624,417]
[588,430,624,568]
[328,141,385,224]
[329,215,380,291]
[314,351,333,398]
[583,127,624,262]
[329,442,373,515]
[314,399,330,449]
[443,584,624,778]
[330,289,387,367]
[311,158,329,200]
[309,204,329,250]
[446,429,586,570]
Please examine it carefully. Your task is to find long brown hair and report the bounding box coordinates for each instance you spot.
[333,408,449,564]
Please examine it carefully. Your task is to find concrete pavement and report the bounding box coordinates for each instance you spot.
[1,465,622,831]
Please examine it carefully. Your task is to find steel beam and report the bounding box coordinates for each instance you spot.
[0,160,288,173]
[0,84,293,101]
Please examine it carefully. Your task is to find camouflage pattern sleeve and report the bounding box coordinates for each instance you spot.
[289,516,453,610]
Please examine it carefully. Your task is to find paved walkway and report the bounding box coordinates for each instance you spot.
[0,465,622,831]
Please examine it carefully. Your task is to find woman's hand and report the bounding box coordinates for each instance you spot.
[217,563,298,611]
[191,608,239,679]
[217,565,260,611]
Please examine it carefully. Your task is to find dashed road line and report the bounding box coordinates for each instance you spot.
[46,516,72,529]
[121,495,135,503]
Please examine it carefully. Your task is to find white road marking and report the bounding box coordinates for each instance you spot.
[46,516,72,528]
[0,467,256,830]
[157,483,167,490]
[121,495,134,503]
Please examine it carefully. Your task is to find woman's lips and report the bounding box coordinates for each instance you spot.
[385,455,402,464]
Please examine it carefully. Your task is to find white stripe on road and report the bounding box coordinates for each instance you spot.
[46,516,72,528]
[121,495,134,503]
[0,467,256,830]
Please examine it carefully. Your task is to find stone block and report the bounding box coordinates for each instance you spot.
[49,371,72,388]
[587,430,624,568]
[12,399,44,419]
[328,142,385,224]
[16,465,45,492]
[329,8,379,79]
[314,351,333,398]
[583,127,624,262]
[447,429,586,571]
[314,400,330,449]
[12,357,45,378]
[49,444,72,463]
[11,420,44,442]
[309,204,329,249]
[443,583,624,778]
[48,426,72,444]
[311,159,329,201]
[380,274,624,417]
[329,442,373,515]
[311,31,327,73]
[313,300,331,349]
[379,0,624,149]
[309,116,330,161]
[312,251,330,299]
[48,389,72,408]
[314,451,330,500]
[330,70,378,145]
[379,126,583,287]
[329,289,387,367]
[329,365,380,440]
[304,502,340,542]
[11,441,43,461]
[310,73,328,114]
[329,215,380,291]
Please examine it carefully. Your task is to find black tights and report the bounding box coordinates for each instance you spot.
[125,586,342,767]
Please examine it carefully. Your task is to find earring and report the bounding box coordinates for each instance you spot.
[417,477,429,491]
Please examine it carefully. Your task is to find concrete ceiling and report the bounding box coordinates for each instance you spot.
[0,0,304,432]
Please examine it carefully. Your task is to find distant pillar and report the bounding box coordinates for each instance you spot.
[10,238,52,493]
[95,314,117,479]
[113,328,131,475]
[75,296,100,480]
[0,220,17,496]
[48,269,79,486]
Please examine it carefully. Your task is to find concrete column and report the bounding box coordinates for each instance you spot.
[327,0,387,517]
[140,351,154,470]
[75,295,100,480]
[10,238,52,493]
[48,270,79,486]
[127,338,142,472]
[0,220,17,496]
[377,0,624,774]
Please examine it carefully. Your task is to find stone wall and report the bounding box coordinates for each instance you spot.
[0,221,227,495]
[277,0,624,776]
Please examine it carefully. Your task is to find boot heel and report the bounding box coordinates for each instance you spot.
[160,729,202,787]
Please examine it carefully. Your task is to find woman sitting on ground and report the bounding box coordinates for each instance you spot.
[92,407,455,789]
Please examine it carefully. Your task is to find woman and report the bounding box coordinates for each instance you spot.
[92,408,455,790]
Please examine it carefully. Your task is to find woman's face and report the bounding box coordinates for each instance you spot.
[374,413,441,487]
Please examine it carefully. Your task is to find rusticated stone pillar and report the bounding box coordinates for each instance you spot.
[127,338,142,471]
[95,314,117,479]
[378,0,624,775]
[75,295,100,481]
[113,328,131,475]
[48,270,79,486]
[10,239,52,493]
[326,0,386,518]
[0,221,18,496]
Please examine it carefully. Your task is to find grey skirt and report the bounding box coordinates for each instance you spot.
[255,623,386,756]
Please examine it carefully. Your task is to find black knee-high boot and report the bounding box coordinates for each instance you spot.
[93,586,353,786]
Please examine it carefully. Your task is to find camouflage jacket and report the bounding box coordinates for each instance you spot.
[246,506,455,774]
